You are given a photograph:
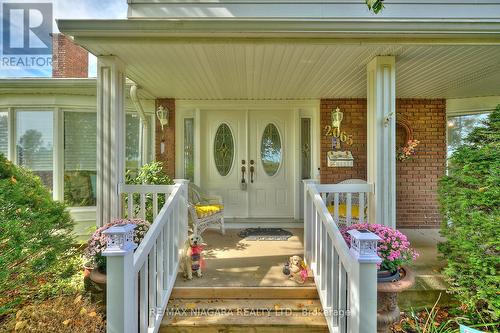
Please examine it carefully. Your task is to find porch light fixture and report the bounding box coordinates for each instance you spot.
[156,105,169,130]
[102,224,137,256]
[331,107,343,131]
[347,229,382,263]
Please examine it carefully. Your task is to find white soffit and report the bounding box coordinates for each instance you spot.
[80,41,500,100]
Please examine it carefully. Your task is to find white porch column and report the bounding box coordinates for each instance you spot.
[366,56,396,228]
[97,56,126,227]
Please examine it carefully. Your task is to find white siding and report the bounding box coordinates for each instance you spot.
[128,0,500,19]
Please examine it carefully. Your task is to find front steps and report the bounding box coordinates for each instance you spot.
[160,286,328,332]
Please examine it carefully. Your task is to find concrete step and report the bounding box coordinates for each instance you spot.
[399,274,457,309]
[160,298,328,333]
[170,286,319,299]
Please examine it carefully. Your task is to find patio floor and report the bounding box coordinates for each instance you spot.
[173,227,449,303]
[174,228,315,288]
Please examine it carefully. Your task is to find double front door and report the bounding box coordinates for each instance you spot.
[200,109,294,218]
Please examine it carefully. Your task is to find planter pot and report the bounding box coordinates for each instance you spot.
[89,268,107,284]
[83,264,93,279]
[377,267,415,333]
[83,267,107,306]
[377,269,400,283]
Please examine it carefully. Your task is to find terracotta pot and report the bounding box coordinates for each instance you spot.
[377,267,415,333]
[377,269,400,283]
[89,268,107,284]
[82,264,93,279]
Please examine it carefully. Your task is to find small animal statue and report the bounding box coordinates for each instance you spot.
[181,233,204,280]
[288,255,308,284]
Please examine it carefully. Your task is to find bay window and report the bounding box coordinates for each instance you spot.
[16,111,54,189]
[0,112,7,157]
[1,108,147,208]
[64,111,97,207]
[447,113,489,157]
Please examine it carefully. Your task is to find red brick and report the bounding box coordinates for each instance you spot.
[52,33,88,78]
[155,98,175,179]
[320,98,446,228]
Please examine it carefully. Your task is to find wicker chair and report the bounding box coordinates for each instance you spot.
[326,179,368,226]
[188,183,225,235]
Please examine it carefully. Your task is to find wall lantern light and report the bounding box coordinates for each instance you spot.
[156,105,169,130]
[331,107,343,131]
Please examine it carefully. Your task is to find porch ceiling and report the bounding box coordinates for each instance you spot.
[59,21,500,99]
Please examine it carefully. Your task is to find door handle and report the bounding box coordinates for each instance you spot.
[240,160,247,190]
[249,159,255,183]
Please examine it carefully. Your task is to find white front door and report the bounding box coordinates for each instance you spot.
[200,108,293,218]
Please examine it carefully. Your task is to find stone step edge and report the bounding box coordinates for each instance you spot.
[161,313,329,327]
[168,298,322,311]
[171,286,319,299]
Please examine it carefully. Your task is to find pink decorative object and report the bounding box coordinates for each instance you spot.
[397,139,420,161]
[340,223,418,273]
[85,218,150,267]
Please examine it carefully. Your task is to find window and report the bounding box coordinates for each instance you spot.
[184,118,194,182]
[213,123,234,177]
[447,113,489,157]
[126,114,141,170]
[64,112,97,207]
[300,118,311,179]
[0,112,7,157]
[260,123,282,176]
[16,111,54,189]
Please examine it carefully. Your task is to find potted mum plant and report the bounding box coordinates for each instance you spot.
[341,223,419,333]
[84,218,150,284]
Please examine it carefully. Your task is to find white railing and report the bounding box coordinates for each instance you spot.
[318,183,373,226]
[103,180,189,333]
[303,180,380,333]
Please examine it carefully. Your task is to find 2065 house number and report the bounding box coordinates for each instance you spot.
[323,125,353,145]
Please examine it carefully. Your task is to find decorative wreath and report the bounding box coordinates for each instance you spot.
[396,116,419,162]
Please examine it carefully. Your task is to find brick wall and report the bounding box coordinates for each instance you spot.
[396,99,446,228]
[319,98,446,228]
[320,99,367,183]
[155,98,176,179]
[52,33,88,78]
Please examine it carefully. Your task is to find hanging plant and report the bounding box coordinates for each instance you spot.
[398,139,420,161]
[396,116,419,161]
[366,0,385,14]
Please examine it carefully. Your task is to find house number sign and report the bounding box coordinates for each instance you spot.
[323,125,354,145]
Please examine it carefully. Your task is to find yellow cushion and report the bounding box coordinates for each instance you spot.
[327,204,360,219]
[195,204,223,218]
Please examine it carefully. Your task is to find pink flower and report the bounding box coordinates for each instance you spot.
[340,223,418,272]
[84,218,151,262]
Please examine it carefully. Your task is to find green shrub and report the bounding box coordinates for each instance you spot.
[0,154,75,316]
[438,106,500,322]
[125,161,174,222]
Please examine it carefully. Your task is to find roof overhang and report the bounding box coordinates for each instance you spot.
[57,19,500,100]
[58,18,500,42]
[0,78,155,99]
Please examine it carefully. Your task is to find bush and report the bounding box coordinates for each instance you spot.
[438,106,500,321]
[0,154,75,317]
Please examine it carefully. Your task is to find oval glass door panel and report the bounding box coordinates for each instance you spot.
[260,123,282,176]
[213,123,234,176]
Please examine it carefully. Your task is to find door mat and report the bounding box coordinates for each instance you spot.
[238,228,293,241]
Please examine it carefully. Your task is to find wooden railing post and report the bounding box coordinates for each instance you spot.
[347,229,382,333]
[103,224,138,333]
[303,179,318,264]
[174,179,189,242]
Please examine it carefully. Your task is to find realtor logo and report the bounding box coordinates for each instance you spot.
[2,2,52,55]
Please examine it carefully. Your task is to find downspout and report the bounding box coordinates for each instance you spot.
[130,84,149,166]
